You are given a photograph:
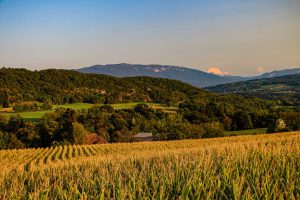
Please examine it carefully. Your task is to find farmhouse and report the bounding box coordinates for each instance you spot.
[132,132,153,142]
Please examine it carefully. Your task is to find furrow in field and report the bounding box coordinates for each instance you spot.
[44,147,57,164]
[60,145,68,160]
[67,145,73,159]
[82,146,91,157]
[35,147,51,165]
[78,145,84,157]
[73,145,79,158]
[24,148,48,171]
[54,146,63,162]
[86,146,98,156]
[51,146,62,163]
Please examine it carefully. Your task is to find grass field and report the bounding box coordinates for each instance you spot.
[1,102,176,121]
[52,102,155,110]
[0,132,299,199]
[224,128,268,136]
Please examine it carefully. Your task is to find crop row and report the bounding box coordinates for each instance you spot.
[0,132,299,199]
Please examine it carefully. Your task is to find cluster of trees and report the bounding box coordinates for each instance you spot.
[13,101,52,112]
[0,104,223,149]
[268,111,300,133]
[178,96,277,131]
[0,109,88,149]
[0,114,39,149]
[1,103,300,150]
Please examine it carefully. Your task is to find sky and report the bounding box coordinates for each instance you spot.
[0,0,299,76]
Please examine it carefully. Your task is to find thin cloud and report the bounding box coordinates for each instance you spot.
[256,67,265,74]
[208,67,230,76]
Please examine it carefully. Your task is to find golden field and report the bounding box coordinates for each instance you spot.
[0,132,299,199]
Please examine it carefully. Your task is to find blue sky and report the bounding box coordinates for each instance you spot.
[0,0,299,75]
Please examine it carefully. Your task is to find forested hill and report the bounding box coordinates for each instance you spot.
[0,67,206,105]
[206,74,300,105]
[0,68,274,110]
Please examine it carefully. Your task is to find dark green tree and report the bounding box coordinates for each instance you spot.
[233,111,253,130]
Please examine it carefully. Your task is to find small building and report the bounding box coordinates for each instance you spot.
[132,133,153,142]
[86,133,107,145]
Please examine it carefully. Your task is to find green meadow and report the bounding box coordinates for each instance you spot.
[224,128,268,136]
[1,102,177,121]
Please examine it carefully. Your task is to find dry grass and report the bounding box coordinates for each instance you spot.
[0,132,299,199]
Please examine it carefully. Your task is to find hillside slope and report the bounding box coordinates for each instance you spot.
[0,68,206,105]
[255,68,300,79]
[206,74,300,104]
[0,67,274,112]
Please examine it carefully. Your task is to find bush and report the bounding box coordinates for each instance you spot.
[71,122,87,144]
[203,122,224,138]
[0,131,9,149]
[0,114,8,131]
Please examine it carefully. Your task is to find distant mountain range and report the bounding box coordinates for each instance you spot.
[254,68,300,79]
[77,64,233,87]
[77,64,300,88]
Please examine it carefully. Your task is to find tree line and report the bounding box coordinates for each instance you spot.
[1,103,299,149]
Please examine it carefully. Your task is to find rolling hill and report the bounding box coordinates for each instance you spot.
[0,67,207,105]
[206,74,300,105]
[0,67,275,117]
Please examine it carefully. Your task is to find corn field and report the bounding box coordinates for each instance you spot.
[0,132,299,199]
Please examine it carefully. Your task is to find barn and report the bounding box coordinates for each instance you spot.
[132,133,153,142]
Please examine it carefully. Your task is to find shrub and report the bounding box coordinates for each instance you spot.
[203,122,224,138]
[71,122,87,145]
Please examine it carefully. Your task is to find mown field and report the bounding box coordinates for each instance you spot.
[0,132,299,199]
[1,102,178,121]
[224,128,268,136]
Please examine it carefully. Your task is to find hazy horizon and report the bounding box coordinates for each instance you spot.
[1,0,300,76]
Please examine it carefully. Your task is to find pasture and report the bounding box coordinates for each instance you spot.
[1,102,176,121]
[0,132,299,199]
[224,128,268,136]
